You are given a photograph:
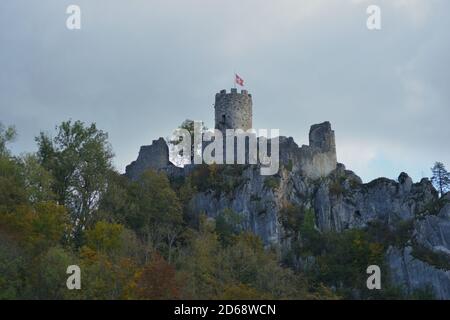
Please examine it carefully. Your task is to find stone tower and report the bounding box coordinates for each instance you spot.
[214,88,253,132]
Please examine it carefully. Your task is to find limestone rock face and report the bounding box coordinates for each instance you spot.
[189,166,282,245]
[187,166,439,244]
[414,204,450,257]
[313,171,437,232]
[387,246,450,299]
[125,121,450,298]
[186,164,450,298]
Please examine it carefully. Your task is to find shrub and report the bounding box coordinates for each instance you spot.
[411,244,450,271]
[264,176,280,191]
[329,180,343,196]
[285,160,293,172]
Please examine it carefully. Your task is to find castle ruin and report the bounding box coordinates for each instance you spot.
[125,89,337,180]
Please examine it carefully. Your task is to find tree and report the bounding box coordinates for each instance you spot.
[215,208,244,246]
[129,170,183,262]
[180,215,222,299]
[97,171,131,224]
[431,162,450,196]
[0,156,27,213]
[0,124,27,213]
[0,123,16,157]
[32,246,77,299]
[133,252,182,299]
[99,169,184,262]
[0,202,69,253]
[219,283,271,300]
[221,232,314,299]
[0,232,28,299]
[85,221,123,252]
[77,245,138,300]
[19,154,55,204]
[309,229,385,299]
[35,120,114,244]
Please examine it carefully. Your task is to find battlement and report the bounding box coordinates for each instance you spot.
[216,89,252,97]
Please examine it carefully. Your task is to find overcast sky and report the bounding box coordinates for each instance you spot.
[1,0,449,183]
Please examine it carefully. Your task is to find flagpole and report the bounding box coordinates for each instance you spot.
[233,72,236,90]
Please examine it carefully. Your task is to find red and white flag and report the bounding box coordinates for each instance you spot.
[235,74,244,87]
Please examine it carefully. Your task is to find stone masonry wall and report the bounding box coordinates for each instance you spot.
[214,89,252,132]
[125,137,171,181]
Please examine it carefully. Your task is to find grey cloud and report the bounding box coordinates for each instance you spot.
[0,0,449,182]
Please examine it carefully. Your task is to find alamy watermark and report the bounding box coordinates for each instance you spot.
[367,5,382,30]
[65,4,382,31]
[366,265,381,290]
[66,5,81,30]
[66,265,81,290]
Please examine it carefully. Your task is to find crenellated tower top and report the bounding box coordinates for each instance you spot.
[214,89,253,132]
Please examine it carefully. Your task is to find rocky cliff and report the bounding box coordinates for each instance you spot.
[125,122,450,299]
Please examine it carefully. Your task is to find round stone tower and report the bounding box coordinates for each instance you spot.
[214,88,253,132]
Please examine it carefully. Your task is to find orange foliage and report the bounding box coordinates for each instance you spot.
[133,252,182,300]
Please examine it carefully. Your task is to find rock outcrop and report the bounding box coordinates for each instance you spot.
[185,162,450,298]
[387,246,450,299]
[390,197,450,299]
[125,121,450,299]
[313,168,437,232]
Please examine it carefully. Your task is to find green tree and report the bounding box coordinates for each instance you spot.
[134,170,183,262]
[35,120,114,244]
[85,221,124,255]
[222,232,316,299]
[180,215,222,299]
[215,208,244,246]
[0,123,16,157]
[100,169,183,262]
[76,246,138,300]
[19,154,55,204]
[32,246,77,299]
[219,283,271,300]
[0,232,29,299]
[0,202,69,253]
[431,162,450,196]
[97,171,131,224]
[0,156,27,213]
[311,229,385,298]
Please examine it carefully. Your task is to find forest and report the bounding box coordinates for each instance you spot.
[0,120,436,299]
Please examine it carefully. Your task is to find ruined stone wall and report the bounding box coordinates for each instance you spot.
[125,85,337,181]
[125,122,338,181]
[309,121,336,154]
[125,138,171,181]
[302,121,337,179]
[278,121,337,179]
